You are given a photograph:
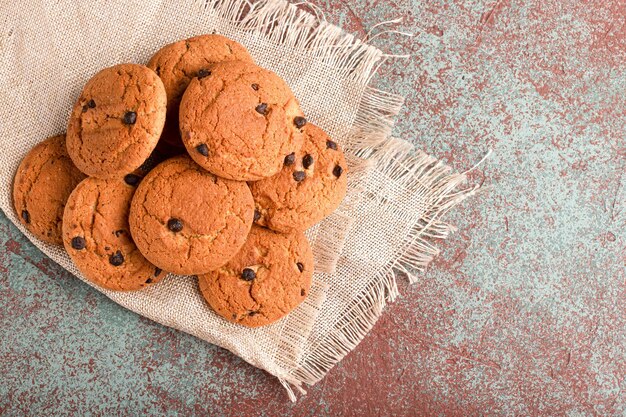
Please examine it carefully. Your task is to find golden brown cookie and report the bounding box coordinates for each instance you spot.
[198,225,313,327]
[12,134,86,244]
[128,155,255,275]
[250,123,348,232]
[66,64,167,179]
[62,177,164,291]
[179,60,305,181]
[147,34,254,150]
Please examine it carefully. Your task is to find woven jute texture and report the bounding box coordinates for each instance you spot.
[0,0,477,400]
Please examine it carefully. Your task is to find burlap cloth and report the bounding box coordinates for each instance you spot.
[0,0,478,400]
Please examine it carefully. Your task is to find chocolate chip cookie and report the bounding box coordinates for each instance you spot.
[179,60,305,181]
[198,225,313,327]
[250,123,348,232]
[62,177,164,291]
[128,155,255,275]
[13,134,86,244]
[66,64,167,178]
[147,34,254,150]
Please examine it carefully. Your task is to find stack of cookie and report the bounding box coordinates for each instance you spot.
[12,35,347,327]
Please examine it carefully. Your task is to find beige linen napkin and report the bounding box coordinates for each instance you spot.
[0,0,477,400]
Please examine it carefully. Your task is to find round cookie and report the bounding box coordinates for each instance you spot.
[179,60,305,181]
[62,177,164,291]
[147,34,253,151]
[250,123,348,233]
[66,63,167,179]
[13,134,86,244]
[129,155,255,275]
[198,225,313,327]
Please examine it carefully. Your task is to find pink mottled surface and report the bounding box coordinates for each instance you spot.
[1,0,625,415]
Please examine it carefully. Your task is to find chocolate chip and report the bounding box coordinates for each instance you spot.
[293,171,306,182]
[82,99,96,112]
[197,69,211,79]
[232,314,237,319]
[333,165,343,178]
[284,153,295,166]
[248,311,258,316]
[251,83,259,91]
[114,230,125,237]
[167,218,183,232]
[326,140,338,150]
[124,174,141,186]
[123,111,137,125]
[71,236,86,250]
[145,278,153,284]
[301,289,306,296]
[105,246,110,251]
[303,154,314,169]
[196,143,209,157]
[21,210,30,224]
[109,251,124,266]
[241,268,256,281]
[294,116,307,128]
[255,103,269,115]
[154,267,162,277]
[297,262,304,272]
[254,210,261,222]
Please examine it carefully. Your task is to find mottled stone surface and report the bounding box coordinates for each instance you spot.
[1,0,625,415]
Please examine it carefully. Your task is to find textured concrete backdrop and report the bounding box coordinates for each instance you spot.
[1,0,625,415]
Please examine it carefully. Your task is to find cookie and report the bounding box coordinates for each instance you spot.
[62,176,164,291]
[128,155,255,275]
[179,60,305,181]
[66,63,167,179]
[250,123,348,232]
[198,225,313,327]
[147,34,254,150]
[12,134,86,244]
